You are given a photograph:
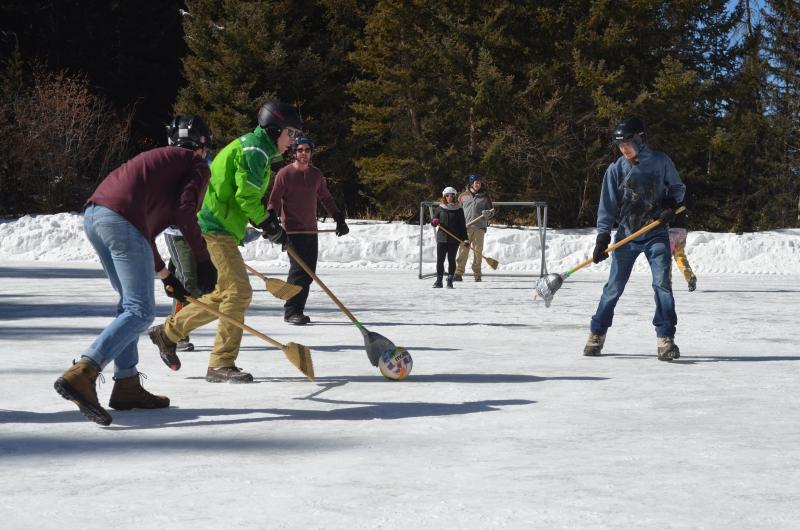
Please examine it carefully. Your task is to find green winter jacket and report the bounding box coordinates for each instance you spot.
[197,126,283,243]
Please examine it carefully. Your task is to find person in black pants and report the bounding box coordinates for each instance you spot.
[431,186,469,288]
[267,136,349,325]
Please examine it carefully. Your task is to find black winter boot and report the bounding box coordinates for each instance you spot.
[433,276,443,288]
[446,275,454,288]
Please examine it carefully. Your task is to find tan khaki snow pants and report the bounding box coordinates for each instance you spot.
[163,232,252,368]
[455,227,486,278]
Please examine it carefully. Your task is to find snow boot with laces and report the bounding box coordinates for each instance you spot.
[109,373,170,410]
[657,337,680,361]
[583,333,606,356]
[206,366,254,383]
[148,324,181,371]
[54,358,112,426]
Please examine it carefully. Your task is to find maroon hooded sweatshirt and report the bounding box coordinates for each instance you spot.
[86,146,211,272]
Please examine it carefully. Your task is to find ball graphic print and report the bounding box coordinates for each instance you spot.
[378,347,413,380]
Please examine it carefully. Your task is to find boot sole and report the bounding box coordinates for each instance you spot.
[148,328,181,371]
[205,377,254,384]
[54,378,112,426]
[583,350,602,357]
[109,401,170,411]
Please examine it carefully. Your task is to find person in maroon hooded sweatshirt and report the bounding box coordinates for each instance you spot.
[53,115,218,426]
[267,136,349,325]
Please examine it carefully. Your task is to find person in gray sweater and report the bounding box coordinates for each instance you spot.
[455,174,493,282]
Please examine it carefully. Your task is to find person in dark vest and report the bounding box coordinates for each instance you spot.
[431,186,469,288]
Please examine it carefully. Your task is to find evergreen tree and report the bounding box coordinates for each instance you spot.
[762,0,800,227]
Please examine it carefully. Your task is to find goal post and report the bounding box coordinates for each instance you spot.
[417,201,548,279]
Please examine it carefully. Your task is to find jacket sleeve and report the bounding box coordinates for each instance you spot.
[173,160,211,264]
[266,168,286,216]
[663,155,686,205]
[597,162,622,234]
[456,209,468,240]
[316,170,340,217]
[234,147,270,225]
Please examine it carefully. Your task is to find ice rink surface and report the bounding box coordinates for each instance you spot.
[2,263,799,529]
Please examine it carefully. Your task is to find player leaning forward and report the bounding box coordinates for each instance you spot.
[148,101,299,383]
[583,117,685,361]
[54,116,217,425]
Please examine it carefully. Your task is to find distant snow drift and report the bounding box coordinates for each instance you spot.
[1,213,799,274]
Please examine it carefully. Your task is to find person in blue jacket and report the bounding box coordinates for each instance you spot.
[583,117,686,361]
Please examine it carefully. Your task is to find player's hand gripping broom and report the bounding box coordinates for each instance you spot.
[164,284,314,380]
[285,245,396,367]
[534,206,686,307]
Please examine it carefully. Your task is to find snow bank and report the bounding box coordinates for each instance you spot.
[1,212,799,274]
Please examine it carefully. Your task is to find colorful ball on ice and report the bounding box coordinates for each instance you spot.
[378,347,413,381]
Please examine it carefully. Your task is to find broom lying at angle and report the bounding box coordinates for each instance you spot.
[534,206,686,308]
[435,224,499,270]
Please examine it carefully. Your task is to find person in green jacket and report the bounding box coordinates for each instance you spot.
[148,101,302,383]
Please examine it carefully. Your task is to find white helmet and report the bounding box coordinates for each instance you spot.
[442,186,458,196]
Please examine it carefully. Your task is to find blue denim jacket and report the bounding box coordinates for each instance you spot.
[596,147,685,240]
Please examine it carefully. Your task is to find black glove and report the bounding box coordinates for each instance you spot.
[259,209,288,246]
[168,259,176,274]
[196,258,217,295]
[592,232,612,264]
[333,212,349,237]
[161,273,190,303]
[657,198,678,224]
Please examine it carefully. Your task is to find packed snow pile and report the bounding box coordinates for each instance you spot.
[1,212,799,274]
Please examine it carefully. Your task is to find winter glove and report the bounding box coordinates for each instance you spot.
[431,218,440,227]
[333,212,349,237]
[196,258,217,295]
[162,273,190,303]
[259,210,288,246]
[657,198,678,224]
[592,232,612,264]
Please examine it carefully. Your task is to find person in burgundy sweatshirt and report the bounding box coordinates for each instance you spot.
[54,115,218,426]
[267,136,349,325]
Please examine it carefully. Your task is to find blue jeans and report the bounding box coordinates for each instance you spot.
[82,205,156,378]
[590,230,677,338]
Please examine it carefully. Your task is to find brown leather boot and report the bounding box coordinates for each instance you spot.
[109,373,170,410]
[54,359,113,426]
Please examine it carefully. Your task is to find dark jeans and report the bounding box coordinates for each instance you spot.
[590,230,677,338]
[436,240,460,278]
[284,233,318,317]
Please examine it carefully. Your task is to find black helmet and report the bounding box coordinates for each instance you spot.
[166,115,213,150]
[257,101,303,131]
[612,117,646,145]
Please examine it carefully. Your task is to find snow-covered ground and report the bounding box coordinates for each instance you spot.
[1,214,800,529]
